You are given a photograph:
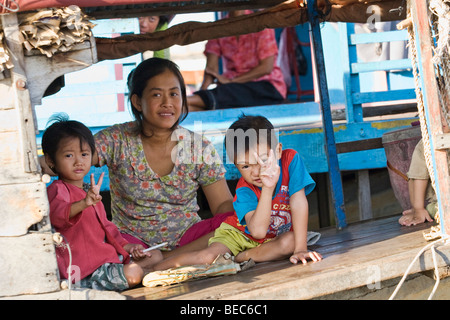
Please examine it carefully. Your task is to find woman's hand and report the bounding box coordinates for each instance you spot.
[205,67,231,85]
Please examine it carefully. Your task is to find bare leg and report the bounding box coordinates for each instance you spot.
[123,262,144,288]
[235,232,294,263]
[154,242,231,271]
[133,249,164,274]
[163,231,214,259]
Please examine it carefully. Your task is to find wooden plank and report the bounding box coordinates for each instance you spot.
[310,217,426,254]
[351,59,412,74]
[0,115,42,184]
[315,173,331,228]
[357,169,372,220]
[0,182,49,236]
[349,30,408,45]
[434,133,450,150]
[352,89,416,104]
[411,1,450,235]
[83,0,287,19]
[122,217,443,300]
[336,137,383,153]
[24,37,98,107]
[2,13,39,175]
[0,232,60,297]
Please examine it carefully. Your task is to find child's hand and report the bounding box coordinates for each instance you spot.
[125,243,153,260]
[290,250,322,265]
[255,149,280,189]
[85,173,104,206]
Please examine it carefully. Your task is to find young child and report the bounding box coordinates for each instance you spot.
[154,115,322,270]
[399,139,437,226]
[42,114,163,290]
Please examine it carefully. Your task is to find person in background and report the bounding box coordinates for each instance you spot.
[138,15,171,59]
[399,139,437,226]
[187,10,286,111]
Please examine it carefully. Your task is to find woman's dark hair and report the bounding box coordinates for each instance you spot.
[127,57,188,136]
[224,114,278,163]
[42,113,95,165]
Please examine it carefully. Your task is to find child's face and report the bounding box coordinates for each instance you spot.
[132,69,183,132]
[235,142,281,188]
[139,16,160,34]
[47,137,92,188]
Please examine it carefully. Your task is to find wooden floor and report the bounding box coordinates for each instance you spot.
[122,215,450,300]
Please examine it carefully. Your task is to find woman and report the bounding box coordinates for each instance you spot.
[42,58,234,256]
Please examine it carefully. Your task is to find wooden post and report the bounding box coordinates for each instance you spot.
[358,169,373,220]
[0,12,60,296]
[307,0,347,228]
[410,1,450,235]
[0,13,48,236]
[0,11,97,297]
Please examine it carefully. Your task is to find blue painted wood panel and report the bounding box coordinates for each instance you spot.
[50,110,417,192]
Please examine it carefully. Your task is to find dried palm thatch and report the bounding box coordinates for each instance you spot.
[0,30,13,77]
[18,5,95,58]
[142,254,255,288]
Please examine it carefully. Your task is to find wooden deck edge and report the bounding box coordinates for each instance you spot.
[219,236,450,300]
[131,229,450,300]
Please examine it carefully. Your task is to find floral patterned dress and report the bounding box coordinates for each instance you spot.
[95,122,226,249]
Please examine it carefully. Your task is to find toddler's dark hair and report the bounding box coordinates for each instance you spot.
[224,114,278,163]
[42,113,95,165]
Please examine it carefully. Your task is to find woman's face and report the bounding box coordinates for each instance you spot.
[132,69,183,133]
[139,16,160,34]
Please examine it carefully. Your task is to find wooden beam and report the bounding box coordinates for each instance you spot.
[0,232,59,296]
[410,0,450,235]
[358,170,373,221]
[336,137,383,154]
[308,0,347,229]
[434,133,450,150]
[85,0,287,19]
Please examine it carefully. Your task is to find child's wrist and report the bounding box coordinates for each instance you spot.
[294,244,307,253]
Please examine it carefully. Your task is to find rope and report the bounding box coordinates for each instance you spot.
[388,235,449,300]
[52,232,73,300]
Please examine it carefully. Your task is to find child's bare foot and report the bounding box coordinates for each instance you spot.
[398,208,433,226]
[402,208,412,215]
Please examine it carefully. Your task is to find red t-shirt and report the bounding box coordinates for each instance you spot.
[205,28,287,98]
[224,149,315,243]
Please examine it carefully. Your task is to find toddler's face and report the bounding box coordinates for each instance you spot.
[49,137,92,188]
